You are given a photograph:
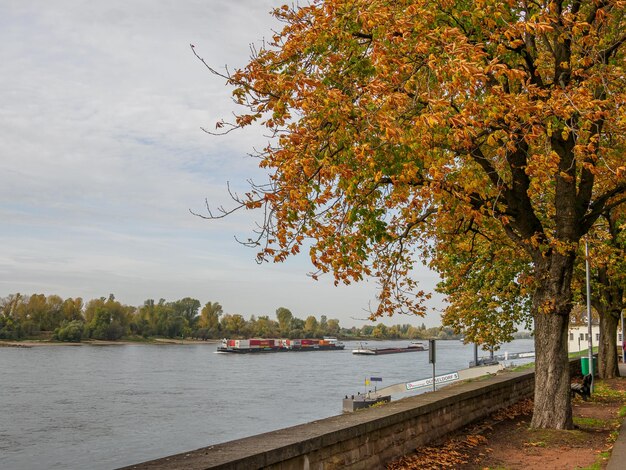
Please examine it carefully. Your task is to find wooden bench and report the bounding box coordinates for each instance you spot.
[571,374,592,401]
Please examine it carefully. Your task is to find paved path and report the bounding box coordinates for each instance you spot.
[606,361,626,470]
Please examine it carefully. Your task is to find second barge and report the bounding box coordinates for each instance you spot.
[351,342,428,355]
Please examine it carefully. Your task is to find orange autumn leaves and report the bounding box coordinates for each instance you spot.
[387,399,534,469]
[211,0,625,319]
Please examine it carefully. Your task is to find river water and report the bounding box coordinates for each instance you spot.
[0,339,534,469]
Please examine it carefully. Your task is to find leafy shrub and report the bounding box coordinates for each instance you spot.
[53,320,84,342]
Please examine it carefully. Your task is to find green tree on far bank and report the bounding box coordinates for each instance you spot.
[1,292,468,342]
[171,297,201,333]
[84,295,132,340]
[276,307,293,335]
[195,301,223,339]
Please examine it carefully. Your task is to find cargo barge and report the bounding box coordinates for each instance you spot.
[352,342,428,355]
[217,337,345,353]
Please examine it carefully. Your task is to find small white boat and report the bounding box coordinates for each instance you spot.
[351,346,377,355]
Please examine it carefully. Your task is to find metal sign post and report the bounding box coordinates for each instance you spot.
[429,339,436,392]
[371,376,382,393]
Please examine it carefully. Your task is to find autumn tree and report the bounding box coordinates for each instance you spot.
[198,301,223,337]
[0,293,24,339]
[220,313,248,336]
[434,218,533,350]
[326,318,341,336]
[289,316,306,338]
[439,203,623,371]
[20,293,48,334]
[84,295,133,340]
[582,207,625,378]
[43,295,64,331]
[133,299,158,336]
[319,314,328,334]
[255,315,280,336]
[304,315,319,337]
[592,209,625,379]
[198,0,626,429]
[566,206,625,378]
[275,306,294,334]
[133,298,185,338]
[372,323,389,339]
[170,297,202,332]
[62,297,84,323]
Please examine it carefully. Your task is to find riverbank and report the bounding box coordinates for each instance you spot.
[0,338,220,347]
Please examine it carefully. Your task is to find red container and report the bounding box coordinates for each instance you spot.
[301,339,320,345]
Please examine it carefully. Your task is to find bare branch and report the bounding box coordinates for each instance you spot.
[581,183,626,233]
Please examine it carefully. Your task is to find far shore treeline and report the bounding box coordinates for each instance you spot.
[0,293,486,343]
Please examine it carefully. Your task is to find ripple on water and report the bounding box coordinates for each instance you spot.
[0,339,535,469]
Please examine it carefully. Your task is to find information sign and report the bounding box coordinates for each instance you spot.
[405,372,459,391]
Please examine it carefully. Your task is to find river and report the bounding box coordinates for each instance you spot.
[0,339,534,469]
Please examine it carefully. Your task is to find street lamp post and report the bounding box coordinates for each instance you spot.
[585,240,594,392]
[622,311,626,364]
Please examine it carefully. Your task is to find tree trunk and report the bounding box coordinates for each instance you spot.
[530,254,575,430]
[532,311,573,429]
[594,264,623,379]
[598,309,620,379]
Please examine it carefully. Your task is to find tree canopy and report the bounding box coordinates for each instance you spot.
[199,0,626,429]
[4,293,401,341]
[576,205,626,378]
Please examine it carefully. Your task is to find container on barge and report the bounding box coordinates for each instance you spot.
[217,337,345,353]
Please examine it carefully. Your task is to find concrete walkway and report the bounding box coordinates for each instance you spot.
[606,361,626,470]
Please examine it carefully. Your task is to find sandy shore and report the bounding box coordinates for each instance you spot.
[0,338,220,348]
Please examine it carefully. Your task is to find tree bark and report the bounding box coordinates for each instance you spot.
[594,264,623,379]
[598,308,621,379]
[532,311,573,429]
[530,254,575,430]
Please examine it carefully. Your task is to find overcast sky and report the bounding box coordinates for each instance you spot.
[0,0,445,327]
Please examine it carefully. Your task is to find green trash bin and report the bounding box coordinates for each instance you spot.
[580,356,597,375]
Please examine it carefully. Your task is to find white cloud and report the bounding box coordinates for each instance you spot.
[0,0,445,327]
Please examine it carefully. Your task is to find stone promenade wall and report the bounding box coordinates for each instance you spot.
[123,369,538,470]
[122,359,586,470]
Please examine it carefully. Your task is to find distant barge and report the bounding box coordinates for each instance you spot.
[352,342,428,355]
[217,337,345,353]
